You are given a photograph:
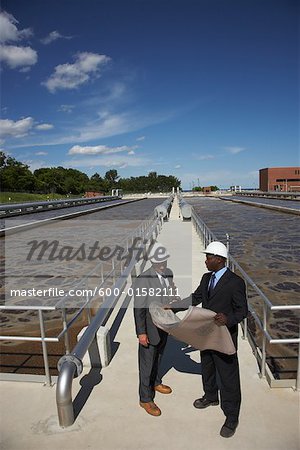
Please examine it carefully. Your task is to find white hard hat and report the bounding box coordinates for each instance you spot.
[203,241,228,259]
[148,242,170,263]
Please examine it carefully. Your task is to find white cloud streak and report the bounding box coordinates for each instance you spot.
[224,146,246,154]
[42,52,111,93]
[68,144,138,155]
[65,155,150,169]
[195,154,215,160]
[35,123,54,130]
[58,104,75,113]
[41,31,73,45]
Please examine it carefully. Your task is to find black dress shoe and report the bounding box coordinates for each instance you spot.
[220,419,239,438]
[193,396,219,409]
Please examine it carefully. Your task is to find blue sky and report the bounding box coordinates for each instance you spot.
[0,0,298,189]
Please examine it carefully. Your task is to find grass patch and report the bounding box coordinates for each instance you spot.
[0,192,82,204]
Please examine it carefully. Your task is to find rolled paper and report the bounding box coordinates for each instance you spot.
[149,303,236,355]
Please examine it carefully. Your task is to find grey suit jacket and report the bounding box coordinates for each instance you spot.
[133,266,173,345]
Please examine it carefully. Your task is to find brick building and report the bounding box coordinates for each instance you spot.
[84,191,105,197]
[259,167,300,192]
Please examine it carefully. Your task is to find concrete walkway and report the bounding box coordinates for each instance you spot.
[0,196,299,450]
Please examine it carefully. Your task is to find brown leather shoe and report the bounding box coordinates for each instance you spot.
[154,384,172,394]
[139,401,161,416]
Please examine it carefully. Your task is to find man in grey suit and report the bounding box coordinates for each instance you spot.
[133,242,175,416]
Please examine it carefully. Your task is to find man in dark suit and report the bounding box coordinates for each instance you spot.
[171,241,248,438]
[133,242,175,416]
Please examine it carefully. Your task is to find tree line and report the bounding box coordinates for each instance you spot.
[0,152,181,194]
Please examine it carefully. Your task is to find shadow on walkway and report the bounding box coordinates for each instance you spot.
[73,295,132,421]
[159,336,202,378]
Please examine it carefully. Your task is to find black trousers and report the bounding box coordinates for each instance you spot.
[200,349,241,422]
[138,335,167,402]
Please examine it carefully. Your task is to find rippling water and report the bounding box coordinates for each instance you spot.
[0,198,165,374]
[232,195,300,210]
[188,196,300,377]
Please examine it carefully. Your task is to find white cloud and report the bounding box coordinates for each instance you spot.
[0,11,32,43]
[42,52,111,93]
[0,11,37,70]
[35,151,48,155]
[128,150,135,155]
[0,117,34,139]
[0,44,37,69]
[68,144,138,155]
[59,111,140,143]
[174,164,181,169]
[65,155,150,169]
[58,104,75,113]
[195,154,215,160]
[41,30,72,45]
[35,123,54,130]
[24,159,47,172]
[225,146,246,154]
[10,109,178,149]
[136,136,145,141]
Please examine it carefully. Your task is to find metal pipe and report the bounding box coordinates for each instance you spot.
[56,361,77,427]
[269,338,300,344]
[271,305,300,311]
[0,336,58,342]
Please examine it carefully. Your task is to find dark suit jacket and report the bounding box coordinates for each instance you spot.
[133,266,173,345]
[173,269,248,349]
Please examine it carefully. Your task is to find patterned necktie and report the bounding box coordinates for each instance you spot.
[208,273,216,298]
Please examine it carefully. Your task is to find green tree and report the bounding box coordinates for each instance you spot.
[105,169,119,183]
[0,152,38,192]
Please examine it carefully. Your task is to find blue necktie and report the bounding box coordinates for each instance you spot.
[208,273,216,298]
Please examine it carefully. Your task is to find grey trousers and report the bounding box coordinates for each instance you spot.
[138,336,168,402]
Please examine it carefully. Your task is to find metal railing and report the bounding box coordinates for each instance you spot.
[0,195,121,217]
[235,191,300,200]
[0,211,163,386]
[56,214,164,427]
[191,208,300,391]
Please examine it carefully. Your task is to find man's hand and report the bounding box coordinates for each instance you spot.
[138,334,149,347]
[214,312,227,326]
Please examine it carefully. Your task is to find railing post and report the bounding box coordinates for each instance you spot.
[260,303,267,378]
[296,339,300,391]
[61,308,70,354]
[38,309,52,386]
[243,280,248,340]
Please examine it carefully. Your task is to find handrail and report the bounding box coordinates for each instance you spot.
[0,195,120,217]
[191,207,300,390]
[0,209,163,385]
[56,213,164,427]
